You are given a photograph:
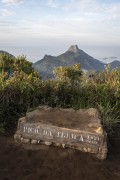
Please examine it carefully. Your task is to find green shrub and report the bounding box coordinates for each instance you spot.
[0,54,41,132]
[77,66,120,135]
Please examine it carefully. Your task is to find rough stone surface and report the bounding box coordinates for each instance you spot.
[23,139,30,143]
[14,106,107,160]
[31,140,37,144]
[44,141,52,146]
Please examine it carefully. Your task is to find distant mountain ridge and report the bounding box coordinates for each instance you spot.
[0,50,15,58]
[109,60,120,70]
[0,48,120,79]
[33,45,120,79]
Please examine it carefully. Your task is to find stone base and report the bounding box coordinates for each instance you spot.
[14,106,107,160]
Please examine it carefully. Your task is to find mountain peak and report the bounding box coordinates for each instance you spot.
[68,45,79,53]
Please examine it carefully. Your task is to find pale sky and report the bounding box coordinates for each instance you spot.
[0,0,120,63]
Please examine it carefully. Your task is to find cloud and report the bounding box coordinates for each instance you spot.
[1,0,23,5]
[0,0,24,17]
[47,0,58,8]
[46,0,120,22]
[0,21,17,26]
[1,8,12,16]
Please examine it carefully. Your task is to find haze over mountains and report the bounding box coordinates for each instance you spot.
[33,45,120,79]
[0,46,120,79]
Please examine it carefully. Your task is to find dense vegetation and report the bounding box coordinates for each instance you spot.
[0,53,120,136]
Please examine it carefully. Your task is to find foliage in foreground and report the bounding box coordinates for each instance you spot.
[0,54,120,136]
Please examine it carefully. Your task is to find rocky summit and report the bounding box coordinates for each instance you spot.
[68,45,80,53]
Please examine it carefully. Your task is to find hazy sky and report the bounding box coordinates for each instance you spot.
[0,0,120,63]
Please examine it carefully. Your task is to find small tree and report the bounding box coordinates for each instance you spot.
[0,53,41,79]
[53,63,82,85]
[0,53,15,75]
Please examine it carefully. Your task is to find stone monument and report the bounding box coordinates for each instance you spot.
[14,106,107,160]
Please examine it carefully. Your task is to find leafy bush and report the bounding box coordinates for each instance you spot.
[0,54,41,133]
[78,66,120,135]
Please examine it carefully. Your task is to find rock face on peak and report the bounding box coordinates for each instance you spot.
[68,45,79,53]
[33,45,119,79]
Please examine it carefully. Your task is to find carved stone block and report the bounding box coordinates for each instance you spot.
[14,106,107,159]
